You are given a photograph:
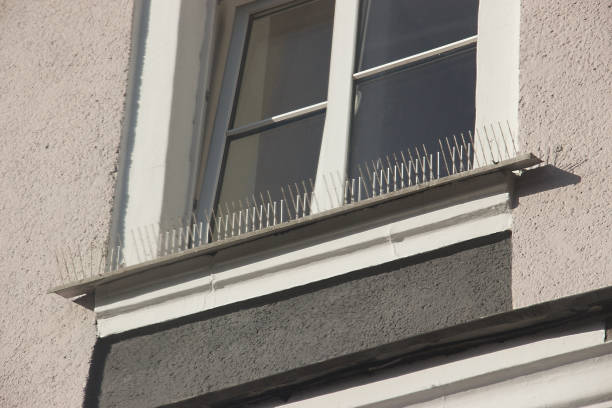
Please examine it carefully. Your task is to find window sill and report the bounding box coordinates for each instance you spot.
[50,153,539,336]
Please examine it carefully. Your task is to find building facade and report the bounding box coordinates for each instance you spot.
[1,0,611,407]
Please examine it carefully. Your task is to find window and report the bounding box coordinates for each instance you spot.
[197,0,479,235]
[349,0,478,179]
[216,0,334,212]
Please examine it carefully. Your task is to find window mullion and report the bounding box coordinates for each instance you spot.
[311,0,360,213]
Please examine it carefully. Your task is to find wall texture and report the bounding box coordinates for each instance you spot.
[513,0,612,307]
[0,1,133,406]
[91,235,512,407]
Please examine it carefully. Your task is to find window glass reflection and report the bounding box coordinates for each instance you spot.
[349,49,476,179]
[217,113,325,211]
[356,0,478,71]
[232,0,334,128]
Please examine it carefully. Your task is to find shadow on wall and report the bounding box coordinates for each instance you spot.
[513,164,581,206]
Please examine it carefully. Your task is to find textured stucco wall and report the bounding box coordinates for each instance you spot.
[513,1,612,307]
[91,235,511,407]
[0,1,133,407]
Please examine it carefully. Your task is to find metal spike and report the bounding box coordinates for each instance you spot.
[164,230,170,256]
[146,224,158,256]
[281,187,291,219]
[129,229,142,264]
[467,143,472,170]
[333,170,344,206]
[438,139,450,177]
[60,247,75,281]
[408,160,412,186]
[506,120,519,155]
[77,245,86,280]
[251,205,257,231]
[97,245,105,276]
[282,186,296,218]
[223,213,229,239]
[466,131,481,168]
[290,183,301,216]
[497,122,511,160]
[352,166,367,200]
[478,127,495,164]
[272,202,277,226]
[344,179,350,204]
[321,173,336,208]
[54,248,65,282]
[116,237,123,270]
[458,133,470,170]
[488,123,504,162]
[407,149,419,184]
[413,146,424,182]
[475,129,489,167]
[301,180,312,212]
[386,167,390,193]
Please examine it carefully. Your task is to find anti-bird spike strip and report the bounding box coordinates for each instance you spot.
[56,122,521,286]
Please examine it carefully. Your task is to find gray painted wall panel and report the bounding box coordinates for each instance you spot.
[90,234,511,407]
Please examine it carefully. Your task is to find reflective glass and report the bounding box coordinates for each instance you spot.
[232,0,334,128]
[349,48,476,179]
[356,0,478,71]
[217,112,325,210]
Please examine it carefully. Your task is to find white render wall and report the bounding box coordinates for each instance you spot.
[513,0,612,307]
[0,0,133,406]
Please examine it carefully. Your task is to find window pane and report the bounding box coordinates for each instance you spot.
[356,0,478,71]
[232,0,334,128]
[217,113,325,210]
[349,48,476,179]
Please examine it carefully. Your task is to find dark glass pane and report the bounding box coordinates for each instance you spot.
[232,0,334,128]
[217,113,325,210]
[349,48,476,179]
[356,0,478,71]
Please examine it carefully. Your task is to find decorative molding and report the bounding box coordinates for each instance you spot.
[96,179,512,337]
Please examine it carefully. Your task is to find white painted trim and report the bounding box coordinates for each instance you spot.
[311,0,360,212]
[250,323,609,408]
[474,0,520,165]
[96,184,511,336]
[112,0,217,266]
[119,0,182,265]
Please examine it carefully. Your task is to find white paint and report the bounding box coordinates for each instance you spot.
[311,0,359,212]
[251,323,608,408]
[474,0,520,165]
[112,0,215,265]
[96,184,511,336]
